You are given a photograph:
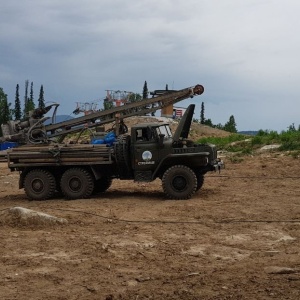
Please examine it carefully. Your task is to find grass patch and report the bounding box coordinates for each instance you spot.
[198,129,300,154]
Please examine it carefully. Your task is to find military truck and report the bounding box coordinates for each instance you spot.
[2,84,222,200]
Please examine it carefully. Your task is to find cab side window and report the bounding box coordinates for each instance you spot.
[136,129,145,141]
[136,128,154,142]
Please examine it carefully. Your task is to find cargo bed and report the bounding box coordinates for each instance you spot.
[7,144,113,168]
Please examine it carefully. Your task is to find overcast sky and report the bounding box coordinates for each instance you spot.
[1,0,299,131]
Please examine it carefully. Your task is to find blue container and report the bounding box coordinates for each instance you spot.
[104,132,116,146]
[92,132,116,146]
[1,142,18,151]
[91,139,105,145]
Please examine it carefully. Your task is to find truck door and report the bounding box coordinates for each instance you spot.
[132,127,160,175]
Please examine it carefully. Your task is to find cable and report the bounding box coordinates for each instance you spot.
[1,206,299,225]
[206,175,300,180]
[43,207,207,224]
[0,206,206,224]
[216,219,300,223]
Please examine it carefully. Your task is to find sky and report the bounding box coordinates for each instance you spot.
[1,0,300,132]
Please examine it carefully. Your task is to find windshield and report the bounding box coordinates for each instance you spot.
[156,125,172,138]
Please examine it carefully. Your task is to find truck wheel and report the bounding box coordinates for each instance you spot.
[60,168,94,200]
[195,173,204,191]
[24,169,56,200]
[162,165,197,200]
[93,177,112,194]
[114,134,132,179]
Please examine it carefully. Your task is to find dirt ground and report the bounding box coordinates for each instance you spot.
[0,152,300,300]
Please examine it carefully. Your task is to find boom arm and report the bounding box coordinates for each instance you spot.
[1,84,204,144]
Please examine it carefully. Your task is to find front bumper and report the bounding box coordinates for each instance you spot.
[213,158,225,172]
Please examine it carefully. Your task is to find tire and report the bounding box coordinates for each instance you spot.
[93,177,112,194]
[24,169,56,200]
[195,173,204,191]
[114,134,132,179]
[60,168,94,200]
[162,165,197,200]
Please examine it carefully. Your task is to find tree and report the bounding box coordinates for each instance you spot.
[142,81,148,99]
[0,87,10,136]
[28,81,35,111]
[200,102,205,124]
[224,115,237,133]
[14,84,21,120]
[38,85,45,109]
[24,80,35,116]
[215,123,224,130]
[288,123,296,132]
[24,79,29,116]
[204,118,214,127]
[128,93,142,103]
[103,98,114,110]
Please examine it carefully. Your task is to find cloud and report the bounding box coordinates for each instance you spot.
[1,0,300,131]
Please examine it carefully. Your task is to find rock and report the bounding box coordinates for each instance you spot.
[127,280,138,286]
[0,207,68,226]
[264,266,299,274]
[259,144,281,151]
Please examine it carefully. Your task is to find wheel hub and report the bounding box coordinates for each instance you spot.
[173,176,187,191]
[69,177,82,192]
[32,179,44,193]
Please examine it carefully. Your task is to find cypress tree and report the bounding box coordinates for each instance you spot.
[27,81,35,111]
[38,85,45,109]
[14,84,21,120]
[0,87,10,135]
[143,81,148,99]
[200,102,205,124]
[24,79,29,116]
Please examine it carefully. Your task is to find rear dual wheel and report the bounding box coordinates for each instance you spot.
[60,168,94,200]
[24,169,56,200]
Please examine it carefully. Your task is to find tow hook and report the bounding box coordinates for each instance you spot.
[214,159,224,173]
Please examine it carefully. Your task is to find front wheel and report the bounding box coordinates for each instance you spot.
[195,173,204,191]
[24,169,56,200]
[162,165,197,200]
[60,168,94,200]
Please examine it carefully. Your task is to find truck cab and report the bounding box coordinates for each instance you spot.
[131,122,172,180]
[121,104,221,199]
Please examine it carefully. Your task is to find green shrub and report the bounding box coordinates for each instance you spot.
[198,129,300,154]
[198,134,246,149]
[251,135,263,146]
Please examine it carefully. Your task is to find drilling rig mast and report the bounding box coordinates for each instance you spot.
[1,84,204,144]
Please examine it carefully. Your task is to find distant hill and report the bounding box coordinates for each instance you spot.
[238,131,258,136]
